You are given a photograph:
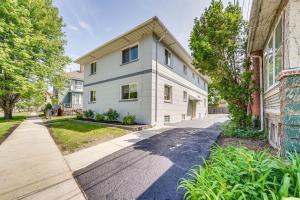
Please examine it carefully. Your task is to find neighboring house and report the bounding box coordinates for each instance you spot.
[75,17,208,126]
[54,66,84,109]
[248,0,300,152]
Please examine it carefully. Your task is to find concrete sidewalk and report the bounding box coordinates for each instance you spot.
[64,126,173,171]
[0,115,85,200]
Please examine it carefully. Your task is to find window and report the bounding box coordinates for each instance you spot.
[183,65,187,75]
[122,45,138,64]
[164,115,170,123]
[182,114,185,120]
[90,62,96,75]
[204,98,206,107]
[263,16,283,91]
[275,18,282,77]
[121,83,138,100]
[164,49,171,67]
[164,85,172,102]
[73,93,82,105]
[197,77,200,84]
[89,91,96,102]
[192,72,195,79]
[204,82,207,91]
[267,38,274,87]
[183,91,187,102]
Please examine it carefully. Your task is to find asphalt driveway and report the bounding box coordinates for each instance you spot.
[74,114,229,200]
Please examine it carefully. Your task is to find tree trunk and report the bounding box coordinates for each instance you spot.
[4,107,13,119]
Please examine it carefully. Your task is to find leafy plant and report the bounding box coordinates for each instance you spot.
[122,114,136,125]
[178,146,300,200]
[105,109,119,121]
[222,121,266,139]
[83,110,94,119]
[95,113,105,121]
[76,112,83,120]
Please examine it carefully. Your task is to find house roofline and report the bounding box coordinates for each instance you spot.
[75,16,209,82]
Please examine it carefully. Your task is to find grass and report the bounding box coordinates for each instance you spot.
[178,146,300,200]
[47,118,128,153]
[0,112,29,142]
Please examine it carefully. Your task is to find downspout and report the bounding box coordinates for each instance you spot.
[251,55,264,131]
[154,31,167,125]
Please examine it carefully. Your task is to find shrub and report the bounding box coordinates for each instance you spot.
[122,114,136,125]
[95,113,105,121]
[83,109,94,119]
[105,108,119,121]
[222,121,265,139]
[178,146,300,200]
[76,112,83,120]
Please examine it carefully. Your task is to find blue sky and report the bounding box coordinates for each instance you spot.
[52,0,252,71]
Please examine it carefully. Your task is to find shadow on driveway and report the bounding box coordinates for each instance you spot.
[74,122,224,200]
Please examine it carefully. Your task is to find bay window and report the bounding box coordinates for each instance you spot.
[263,16,283,91]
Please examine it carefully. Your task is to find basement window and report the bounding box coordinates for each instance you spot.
[164,115,170,123]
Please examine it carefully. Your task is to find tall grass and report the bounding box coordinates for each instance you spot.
[178,146,300,200]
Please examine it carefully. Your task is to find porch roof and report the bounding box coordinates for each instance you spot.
[247,0,284,54]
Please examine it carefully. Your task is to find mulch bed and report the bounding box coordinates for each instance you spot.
[217,136,277,154]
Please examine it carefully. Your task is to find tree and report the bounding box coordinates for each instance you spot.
[190,0,256,128]
[0,0,70,119]
[208,83,222,106]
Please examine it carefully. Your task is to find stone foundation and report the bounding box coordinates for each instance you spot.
[280,72,300,153]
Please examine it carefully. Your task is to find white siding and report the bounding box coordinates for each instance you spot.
[150,36,208,125]
[83,35,153,124]
[82,34,208,126]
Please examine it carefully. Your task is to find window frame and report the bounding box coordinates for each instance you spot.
[121,45,139,65]
[183,91,187,102]
[164,48,172,67]
[120,83,138,101]
[183,65,187,75]
[263,15,283,92]
[90,62,97,75]
[164,84,172,103]
[164,115,170,123]
[89,90,96,103]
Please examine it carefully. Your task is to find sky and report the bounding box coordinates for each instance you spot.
[52,0,252,71]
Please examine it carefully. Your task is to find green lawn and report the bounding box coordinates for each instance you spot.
[0,112,29,142]
[48,119,128,153]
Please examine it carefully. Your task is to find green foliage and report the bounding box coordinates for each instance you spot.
[76,112,83,120]
[208,83,222,106]
[105,109,119,121]
[0,0,70,119]
[179,146,300,200]
[122,114,136,125]
[95,113,105,121]
[45,103,52,111]
[222,121,266,139]
[190,0,256,128]
[83,110,94,119]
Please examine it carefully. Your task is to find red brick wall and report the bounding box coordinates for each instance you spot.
[250,51,262,117]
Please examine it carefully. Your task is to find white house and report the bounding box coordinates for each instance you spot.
[75,17,208,126]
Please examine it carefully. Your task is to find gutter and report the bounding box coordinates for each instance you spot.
[251,55,264,131]
[154,31,167,125]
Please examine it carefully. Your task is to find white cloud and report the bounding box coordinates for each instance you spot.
[78,19,94,37]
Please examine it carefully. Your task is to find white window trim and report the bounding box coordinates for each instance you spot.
[263,13,283,92]
[121,43,139,65]
[164,84,172,103]
[120,82,138,101]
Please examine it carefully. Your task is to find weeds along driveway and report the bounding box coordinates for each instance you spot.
[74,115,229,200]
